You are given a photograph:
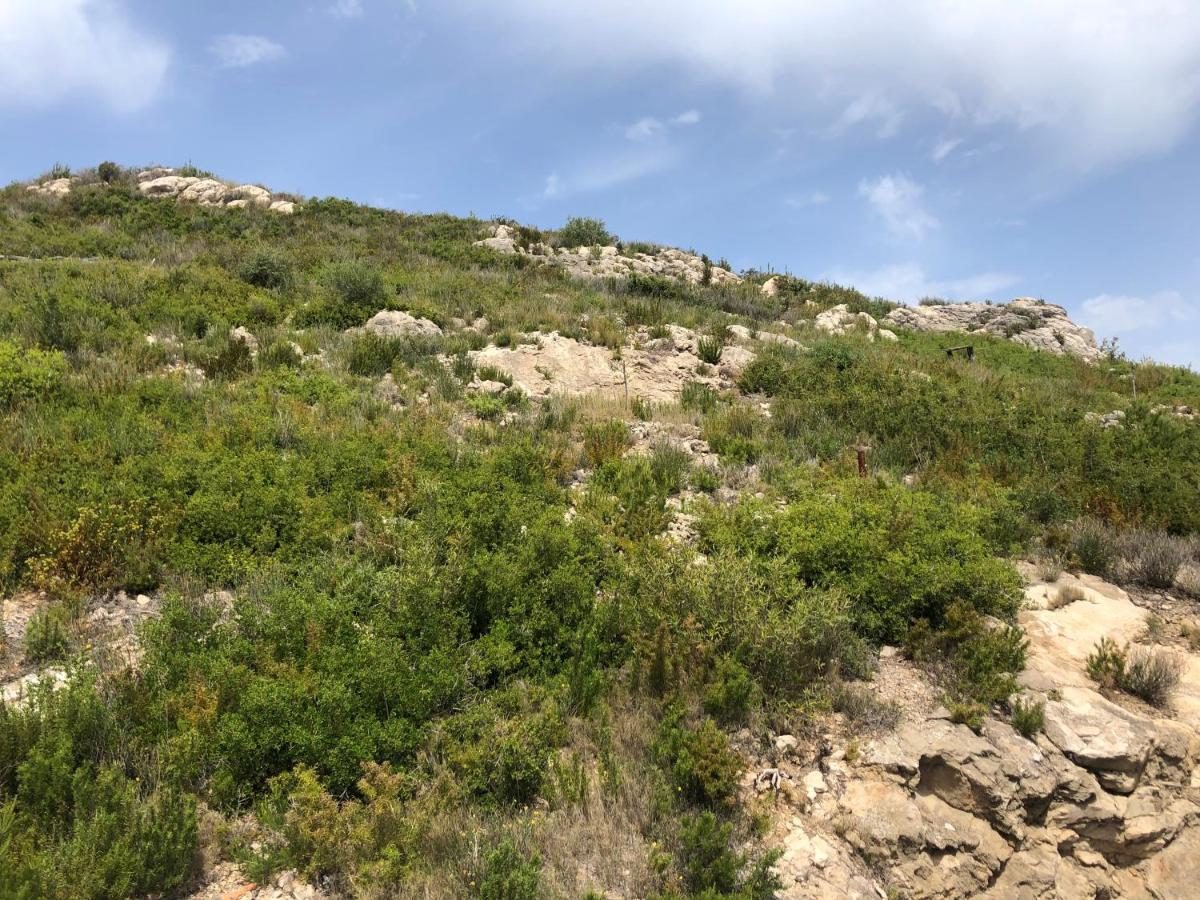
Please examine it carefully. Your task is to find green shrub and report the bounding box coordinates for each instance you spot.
[556,217,612,248]
[702,656,759,724]
[239,248,295,290]
[1122,646,1183,707]
[583,420,631,467]
[0,340,66,407]
[697,335,724,365]
[203,336,254,379]
[296,261,389,328]
[259,341,302,369]
[679,811,740,894]
[23,605,70,663]
[649,442,691,495]
[1010,697,1045,738]
[1068,518,1117,577]
[479,839,540,900]
[1086,637,1127,689]
[656,708,740,806]
[680,380,718,413]
[96,161,121,183]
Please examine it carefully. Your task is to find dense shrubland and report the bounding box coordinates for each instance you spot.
[1,168,1198,897]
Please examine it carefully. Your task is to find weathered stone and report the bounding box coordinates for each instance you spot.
[356,309,443,339]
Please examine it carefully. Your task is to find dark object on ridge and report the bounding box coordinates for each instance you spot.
[945,344,975,361]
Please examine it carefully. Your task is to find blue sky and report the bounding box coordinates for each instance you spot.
[2,1,1198,367]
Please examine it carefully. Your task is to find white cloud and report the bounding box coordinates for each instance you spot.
[824,263,1020,303]
[540,149,677,199]
[830,93,904,138]
[858,174,939,241]
[932,137,963,163]
[625,109,703,142]
[210,34,286,69]
[330,0,365,16]
[0,0,170,112]
[1079,291,1198,333]
[446,0,1200,169]
[625,116,666,142]
[785,190,831,208]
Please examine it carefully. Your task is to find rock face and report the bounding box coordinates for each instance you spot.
[885,298,1103,362]
[813,304,897,342]
[763,573,1200,899]
[24,168,297,213]
[475,223,742,287]
[354,309,443,339]
[468,326,752,404]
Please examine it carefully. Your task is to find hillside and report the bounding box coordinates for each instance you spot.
[2,163,1200,899]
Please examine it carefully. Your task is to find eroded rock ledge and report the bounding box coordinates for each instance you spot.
[475,223,742,286]
[26,168,297,214]
[762,573,1200,898]
[885,298,1103,362]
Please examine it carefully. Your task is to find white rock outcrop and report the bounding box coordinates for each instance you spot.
[354,310,443,339]
[24,168,298,214]
[813,304,898,342]
[766,572,1200,899]
[475,223,742,287]
[885,298,1103,362]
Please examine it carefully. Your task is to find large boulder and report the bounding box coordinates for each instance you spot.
[885,298,1103,362]
[356,310,443,339]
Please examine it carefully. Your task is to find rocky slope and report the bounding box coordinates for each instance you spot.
[27,167,298,213]
[885,298,1103,362]
[761,572,1200,899]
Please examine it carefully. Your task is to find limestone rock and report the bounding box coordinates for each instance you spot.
[473,223,742,288]
[356,310,443,339]
[135,169,296,214]
[26,177,73,198]
[885,298,1103,362]
[229,326,259,353]
[813,304,897,342]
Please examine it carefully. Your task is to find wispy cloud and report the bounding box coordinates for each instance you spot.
[541,149,678,199]
[0,0,170,112]
[210,34,286,69]
[858,174,939,241]
[785,191,831,208]
[825,263,1020,303]
[625,109,703,142]
[932,137,963,163]
[452,0,1200,170]
[1079,291,1198,334]
[329,0,365,18]
[829,93,904,138]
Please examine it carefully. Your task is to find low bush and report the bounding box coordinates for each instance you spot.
[1117,530,1189,588]
[702,656,759,724]
[1010,697,1046,738]
[1066,518,1118,577]
[0,340,66,407]
[23,604,70,663]
[583,420,631,467]
[1086,637,1127,689]
[556,217,612,248]
[1049,584,1086,610]
[1122,646,1183,707]
[655,707,740,806]
[239,248,295,290]
[203,336,254,379]
[680,380,718,413]
[697,335,724,365]
[480,839,541,900]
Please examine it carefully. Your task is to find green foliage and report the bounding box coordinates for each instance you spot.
[1086,637,1127,689]
[1086,638,1183,706]
[239,248,295,290]
[583,420,631,467]
[655,707,740,806]
[697,335,724,365]
[297,261,389,328]
[479,839,541,900]
[1010,697,1045,739]
[96,161,121,184]
[23,604,70,663]
[702,656,759,724]
[906,600,1027,707]
[679,812,740,894]
[556,217,612,248]
[680,380,718,413]
[0,340,66,407]
[203,336,254,379]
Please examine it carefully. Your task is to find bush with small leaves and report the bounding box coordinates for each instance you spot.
[1118,530,1190,589]
[583,420,631,467]
[1121,646,1183,707]
[1086,637,1127,689]
[702,656,759,724]
[239,248,295,290]
[479,839,541,900]
[656,707,740,806]
[1010,697,1046,739]
[23,604,70,663]
[680,380,718,413]
[1068,518,1117,577]
[0,340,66,408]
[555,217,612,248]
[697,335,724,365]
[203,336,254,379]
[96,161,121,183]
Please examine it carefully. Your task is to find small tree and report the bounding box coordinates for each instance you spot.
[556,217,612,248]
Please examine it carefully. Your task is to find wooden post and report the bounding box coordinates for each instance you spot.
[856,446,868,477]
